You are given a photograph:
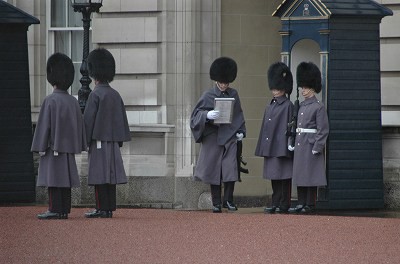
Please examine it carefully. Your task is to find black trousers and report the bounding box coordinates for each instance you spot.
[48,187,71,214]
[95,184,117,211]
[210,181,235,206]
[271,179,292,210]
[297,186,317,207]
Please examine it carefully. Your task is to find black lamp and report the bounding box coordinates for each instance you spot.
[70,0,103,112]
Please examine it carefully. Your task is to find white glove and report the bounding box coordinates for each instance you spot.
[236,133,244,141]
[312,150,319,155]
[288,145,295,151]
[206,110,220,120]
[39,151,46,156]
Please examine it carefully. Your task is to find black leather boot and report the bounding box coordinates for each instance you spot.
[264,206,278,214]
[223,201,238,211]
[212,204,222,213]
[84,209,112,218]
[37,211,63,220]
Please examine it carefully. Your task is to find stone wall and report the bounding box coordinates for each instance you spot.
[379,0,400,208]
[383,129,400,208]
[24,0,400,209]
[219,0,283,203]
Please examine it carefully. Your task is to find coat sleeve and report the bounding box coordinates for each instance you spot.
[31,100,51,152]
[234,94,246,137]
[120,97,131,142]
[190,102,208,143]
[190,91,215,143]
[83,93,98,146]
[313,105,329,153]
[254,106,268,156]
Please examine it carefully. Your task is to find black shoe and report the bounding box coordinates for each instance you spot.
[277,207,289,214]
[299,205,315,214]
[223,201,238,211]
[60,213,68,219]
[37,211,63,220]
[85,209,112,218]
[212,204,222,213]
[288,205,304,214]
[264,206,278,214]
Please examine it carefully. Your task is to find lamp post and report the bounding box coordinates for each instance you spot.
[71,0,103,112]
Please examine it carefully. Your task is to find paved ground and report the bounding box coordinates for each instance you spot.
[1,206,400,264]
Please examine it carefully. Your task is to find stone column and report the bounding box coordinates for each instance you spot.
[166,0,221,208]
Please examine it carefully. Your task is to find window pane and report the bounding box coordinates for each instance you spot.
[71,31,83,62]
[54,31,69,55]
[71,31,93,62]
[71,63,81,95]
[51,0,66,27]
[68,4,82,27]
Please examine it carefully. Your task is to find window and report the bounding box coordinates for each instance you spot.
[48,0,92,95]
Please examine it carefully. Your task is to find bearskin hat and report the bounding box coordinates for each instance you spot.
[296,61,322,93]
[46,53,74,91]
[209,57,237,83]
[87,48,115,83]
[267,62,293,94]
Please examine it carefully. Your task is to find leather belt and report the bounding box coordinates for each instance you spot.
[296,128,317,133]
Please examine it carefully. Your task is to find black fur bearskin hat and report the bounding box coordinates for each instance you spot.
[267,62,293,94]
[209,57,237,83]
[296,61,322,93]
[46,53,74,91]
[87,48,116,83]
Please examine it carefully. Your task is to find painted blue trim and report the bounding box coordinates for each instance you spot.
[280,19,329,52]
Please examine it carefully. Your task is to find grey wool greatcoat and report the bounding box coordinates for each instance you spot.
[83,83,131,185]
[255,95,293,180]
[292,95,329,186]
[190,85,246,185]
[31,89,87,188]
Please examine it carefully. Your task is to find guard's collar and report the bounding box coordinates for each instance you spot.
[53,89,68,94]
[271,95,287,104]
[302,95,318,105]
[214,85,231,96]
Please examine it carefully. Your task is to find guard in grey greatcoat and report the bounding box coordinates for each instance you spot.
[83,48,131,218]
[190,57,246,213]
[31,53,86,220]
[255,62,294,213]
[289,62,329,214]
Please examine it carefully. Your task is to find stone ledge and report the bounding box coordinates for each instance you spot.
[72,203,174,209]
[384,182,400,209]
[129,124,174,133]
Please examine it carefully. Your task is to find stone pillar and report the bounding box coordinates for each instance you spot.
[168,0,221,208]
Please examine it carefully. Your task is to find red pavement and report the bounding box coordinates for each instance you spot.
[1,206,400,264]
